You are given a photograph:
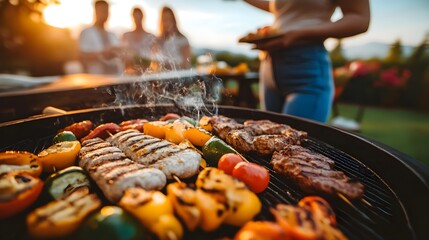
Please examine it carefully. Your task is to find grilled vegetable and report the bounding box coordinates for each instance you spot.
[165,121,188,144]
[27,187,100,238]
[144,121,169,139]
[198,116,212,132]
[234,221,287,240]
[80,122,120,142]
[224,188,261,227]
[0,151,42,177]
[60,120,94,139]
[53,131,77,144]
[197,168,261,227]
[167,182,201,231]
[184,127,212,147]
[270,203,348,240]
[232,162,270,193]
[78,206,150,240]
[218,153,244,175]
[202,136,238,166]
[195,188,229,232]
[44,166,91,200]
[38,140,81,173]
[298,196,336,226]
[0,172,43,219]
[119,188,183,240]
[180,116,197,126]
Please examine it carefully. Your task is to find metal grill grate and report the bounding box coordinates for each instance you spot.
[0,106,421,240]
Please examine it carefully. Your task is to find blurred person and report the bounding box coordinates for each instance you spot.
[244,0,370,122]
[122,7,158,73]
[154,6,191,70]
[79,0,122,75]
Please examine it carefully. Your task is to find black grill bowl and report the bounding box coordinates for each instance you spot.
[1,104,428,240]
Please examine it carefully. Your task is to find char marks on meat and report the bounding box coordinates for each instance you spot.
[107,129,201,179]
[79,138,166,203]
[271,145,364,199]
[210,115,245,140]
[211,116,307,155]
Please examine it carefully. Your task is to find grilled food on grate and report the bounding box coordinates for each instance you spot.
[271,145,364,199]
[107,129,201,179]
[211,116,307,155]
[79,138,166,202]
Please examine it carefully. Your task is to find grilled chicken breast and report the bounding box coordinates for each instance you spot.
[79,138,166,203]
[107,129,201,179]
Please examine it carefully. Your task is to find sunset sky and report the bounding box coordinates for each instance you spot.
[43,0,429,56]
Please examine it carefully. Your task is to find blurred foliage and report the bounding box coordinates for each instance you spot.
[330,39,347,68]
[334,35,429,111]
[0,0,77,76]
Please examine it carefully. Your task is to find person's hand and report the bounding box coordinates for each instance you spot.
[253,29,302,51]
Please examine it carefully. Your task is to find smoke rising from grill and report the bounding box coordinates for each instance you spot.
[106,69,223,120]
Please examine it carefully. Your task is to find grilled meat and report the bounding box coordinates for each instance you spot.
[225,129,255,152]
[253,135,298,155]
[271,145,364,199]
[244,119,289,135]
[211,115,307,155]
[107,129,201,179]
[79,138,166,203]
[245,119,307,144]
[210,115,245,140]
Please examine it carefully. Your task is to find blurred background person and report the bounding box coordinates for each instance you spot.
[79,0,122,75]
[122,7,158,74]
[244,0,370,123]
[153,6,191,70]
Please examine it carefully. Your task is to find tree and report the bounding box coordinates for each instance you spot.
[330,39,347,67]
[0,0,76,76]
[384,39,404,66]
[403,35,429,108]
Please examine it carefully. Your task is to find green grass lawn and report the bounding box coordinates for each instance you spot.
[332,103,429,166]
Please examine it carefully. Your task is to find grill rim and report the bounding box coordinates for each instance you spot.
[0,104,428,240]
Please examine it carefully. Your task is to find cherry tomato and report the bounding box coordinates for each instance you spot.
[218,153,244,175]
[159,113,181,121]
[80,123,120,142]
[232,162,270,193]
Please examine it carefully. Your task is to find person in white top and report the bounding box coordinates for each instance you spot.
[122,7,158,73]
[79,0,122,75]
[153,6,191,71]
[244,0,370,123]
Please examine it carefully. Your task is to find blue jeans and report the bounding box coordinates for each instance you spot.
[261,44,334,123]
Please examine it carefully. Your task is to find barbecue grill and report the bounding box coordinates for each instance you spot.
[0,104,428,240]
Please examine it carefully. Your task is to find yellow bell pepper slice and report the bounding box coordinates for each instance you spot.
[184,127,212,147]
[143,121,169,139]
[37,140,81,173]
[0,151,42,177]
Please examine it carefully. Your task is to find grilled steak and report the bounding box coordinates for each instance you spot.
[245,119,307,144]
[212,115,307,155]
[211,115,245,140]
[225,129,255,152]
[107,129,201,179]
[253,135,298,155]
[79,138,166,202]
[271,145,364,199]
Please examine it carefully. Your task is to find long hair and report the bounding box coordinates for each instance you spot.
[159,6,183,40]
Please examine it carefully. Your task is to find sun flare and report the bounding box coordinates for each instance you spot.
[43,0,93,28]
